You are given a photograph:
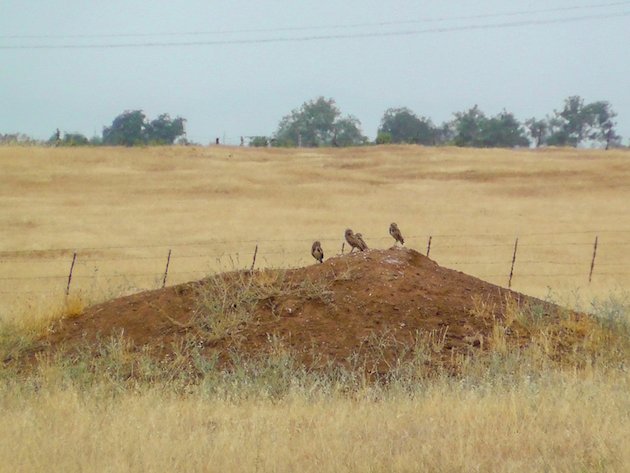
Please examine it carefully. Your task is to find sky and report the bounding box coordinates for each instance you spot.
[1,0,629,145]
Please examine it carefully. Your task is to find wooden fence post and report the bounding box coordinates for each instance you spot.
[341,242,345,255]
[588,236,598,284]
[426,236,432,258]
[250,244,258,273]
[66,252,77,296]
[162,249,172,288]
[508,237,518,289]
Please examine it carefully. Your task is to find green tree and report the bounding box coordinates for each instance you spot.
[583,101,619,150]
[61,133,89,146]
[103,110,147,146]
[102,110,186,146]
[480,111,529,148]
[334,116,368,146]
[451,106,528,148]
[545,115,571,146]
[145,114,186,145]
[375,132,392,144]
[524,118,548,148]
[547,95,595,147]
[274,97,366,147]
[378,107,435,145]
[451,105,486,147]
[546,97,621,148]
[433,123,455,145]
[249,136,269,147]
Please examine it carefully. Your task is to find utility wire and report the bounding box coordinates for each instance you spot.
[2,1,628,40]
[1,12,628,50]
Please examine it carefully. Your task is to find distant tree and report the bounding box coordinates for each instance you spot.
[102,110,186,146]
[1,133,41,145]
[433,122,455,145]
[451,105,486,147]
[249,136,270,147]
[524,118,548,148]
[102,110,147,146]
[451,106,528,148]
[378,107,435,145]
[145,114,186,145]
[274,97,366,147]
[545,115,571,146]
[556,95,591,146]
[334,116,368,146]
[583,101,620,149]
[60,133,89,146]
[480,111,529,148]
[375,132,392,144]
[545,96,621,148]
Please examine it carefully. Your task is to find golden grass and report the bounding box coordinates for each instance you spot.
[0,372,628,473]
[1,145,629,318]
[1,145,630,472]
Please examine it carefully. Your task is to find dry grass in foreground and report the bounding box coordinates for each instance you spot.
[0,370,628,472]
[1,145,629,472]
[1,290,629,472]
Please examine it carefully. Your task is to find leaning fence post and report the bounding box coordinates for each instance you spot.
[508,237,518,289]
[341,242,345,255]
[588,236,598,284]
[426,236,432,258]
[250,244,258,273]
[162,249,172,288]
[66,252,77,295]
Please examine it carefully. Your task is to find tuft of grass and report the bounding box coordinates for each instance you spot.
[191,269,335,341]
[1,292,87,362]
[191,269,285,340]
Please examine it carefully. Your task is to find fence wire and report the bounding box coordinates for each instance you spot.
[1,230,629,296]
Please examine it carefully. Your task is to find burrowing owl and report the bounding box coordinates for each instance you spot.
[345,229,367,252]
[311,241,324,263]
[389,223,404,245]
[355,232,369,251]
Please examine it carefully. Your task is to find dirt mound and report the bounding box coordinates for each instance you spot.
[29,248,584,373]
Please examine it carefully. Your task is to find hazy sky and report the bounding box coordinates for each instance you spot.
[1,0,629,145]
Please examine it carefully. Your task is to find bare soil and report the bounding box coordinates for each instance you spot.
[27,248,587,374]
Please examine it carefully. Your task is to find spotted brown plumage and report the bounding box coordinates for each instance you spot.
[389,223,404,245]
[345,229,368,252]
[311,241,324,263]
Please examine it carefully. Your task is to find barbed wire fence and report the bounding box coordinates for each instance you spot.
[1,229,629,297]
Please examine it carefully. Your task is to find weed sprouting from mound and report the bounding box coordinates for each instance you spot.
[192,269,334,341]
[193,270,286,340]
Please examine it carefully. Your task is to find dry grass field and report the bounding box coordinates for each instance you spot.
[1,145,629,472]
[1,145,629,311]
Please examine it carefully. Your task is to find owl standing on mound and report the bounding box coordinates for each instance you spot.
[311,241,324,263]
[355,233,369,251]
[345,229,368,252]
[389,223,405,246]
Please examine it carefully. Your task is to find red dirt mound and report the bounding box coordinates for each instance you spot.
[29,248,581,372]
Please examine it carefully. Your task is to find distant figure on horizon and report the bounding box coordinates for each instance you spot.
[345,229,368,252]
[311,241,324,263]
[389,223,405,246]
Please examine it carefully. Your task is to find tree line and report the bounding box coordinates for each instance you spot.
[0,95,622,149]
[42,111,187,147]
[256,95,621,150]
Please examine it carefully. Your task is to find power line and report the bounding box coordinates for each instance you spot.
[2,1,628,40]
[1,12,628,50]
